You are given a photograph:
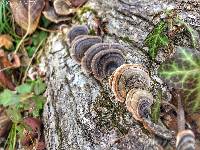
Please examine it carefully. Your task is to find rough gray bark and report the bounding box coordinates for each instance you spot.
[43,0,200,149]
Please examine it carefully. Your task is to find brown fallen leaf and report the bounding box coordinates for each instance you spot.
[70,0,88,7]
[9,0,45,34]
[0,72,16,90]
[0,49,21,68]
[0,34,13,49]
[0,106,12,137]
[21,117,42,146]
[0,49,20,90]
[25,140,46,150]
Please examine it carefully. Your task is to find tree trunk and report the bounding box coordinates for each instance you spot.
[43,0,200,149]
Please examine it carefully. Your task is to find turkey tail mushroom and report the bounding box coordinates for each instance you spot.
[176,130,195,150]
[42,6,71,24]
[70,35,102,63]
[125,89,172,139]
[81,43,125,74]
[109,64,151,102]
[54,0,74,16]
[67,25,89,45]
[91,49,125,81]
[125,89,153,121]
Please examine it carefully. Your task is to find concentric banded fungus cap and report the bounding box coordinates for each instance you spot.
[70,35,102,63]
[125,89,154,121]
[43,6,71,23]
[54,0,75,16]
[67,25,89,45]
[91,49,125,81]
[109,64,151,102]
[125,89,172,139]
[81,43,125,74]
[176,130,195,150]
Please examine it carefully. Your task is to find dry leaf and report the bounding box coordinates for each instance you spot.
[0,34,13,49]
[9,0,45,34]
[0,107,12,137]
[21,117,41,146]
[0,50,20,68]
[0,71,16,90]
[0,50,19,89]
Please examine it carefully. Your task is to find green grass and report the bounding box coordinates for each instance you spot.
[0,0,19,39]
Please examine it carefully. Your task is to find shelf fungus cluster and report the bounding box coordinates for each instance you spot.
[43,0,75,24]
[67,25,172,140]
[67,25,126,81]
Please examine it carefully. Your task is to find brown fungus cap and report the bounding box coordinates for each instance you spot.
[81,43,126,74]
[109,64,151,103]
[176,130,195,150]
[54,0,75,16]
[125,89,172,139]
[125,89,154,121]
[91,49,125,81]
[43,6,71,23]
[70,35,102,63]
[67,25,89,45]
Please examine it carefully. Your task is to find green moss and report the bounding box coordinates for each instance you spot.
[74,6,97,24]
[93,90,132,135]
[119,36,133,44]
[79,6,97,16]
[89,29,96,35]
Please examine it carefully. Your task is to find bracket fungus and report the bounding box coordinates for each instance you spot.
[81,43,125,74]
[126,89,154,121]
[176,130,195,150]
[9,0,45,34]
[125,89,172,139]
[109,64,151,102]
[54,0,74,16]
[43,0,80,23]
[67,25,89,45]
[91,49,125,81]
[70,35,102,63]
[66,25,172,140]
[42,6,71,24]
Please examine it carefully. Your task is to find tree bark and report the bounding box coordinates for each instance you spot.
[43,0,200,149]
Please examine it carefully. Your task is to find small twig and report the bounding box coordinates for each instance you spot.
[22,40,44,83]
[38,26,61,33]
[173,89,185,132]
